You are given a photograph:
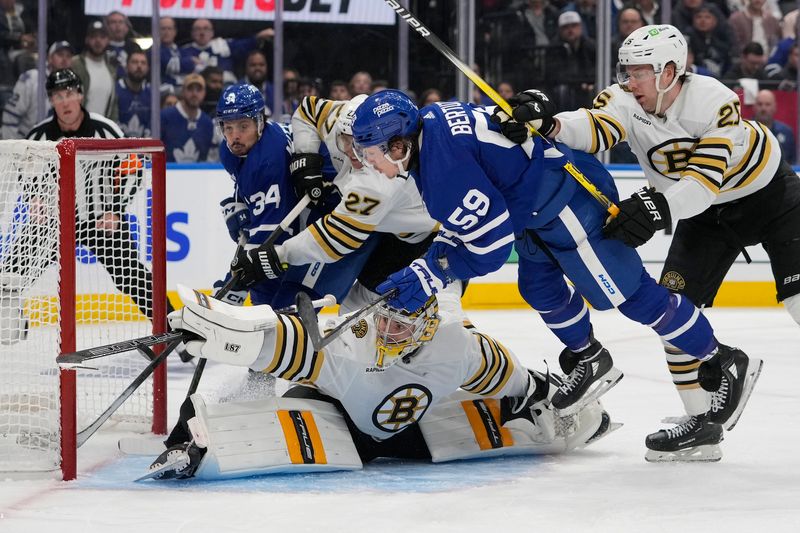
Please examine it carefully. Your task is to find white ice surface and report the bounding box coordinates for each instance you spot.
[1,308,799,533]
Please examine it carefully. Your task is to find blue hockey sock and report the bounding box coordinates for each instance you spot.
[538,286,592,351]
[650,293,717,358]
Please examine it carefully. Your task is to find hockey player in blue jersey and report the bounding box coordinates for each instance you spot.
[214,83,297,306]
[352,90,762,449]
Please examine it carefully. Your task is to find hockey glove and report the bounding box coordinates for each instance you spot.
[603,187,671,248]
[375,258,449,312]
[220,197,250,242]
[290,153,332,204]
[490,89,558,144]
[230,243,285,288]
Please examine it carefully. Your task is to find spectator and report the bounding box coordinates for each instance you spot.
[498,81,515,100]
[419,87,443,106]
[0,0,25,110]
[348,71,372,96]
[200,65,224,118]
[629,0,661,26]
[685,4,737,77]
[116,50,151,137]
[545,11,597,109]
[728,0,782,19]
[72,20,118,121]
[161,91,178,108]
[328,79,351,101]
[780,9,799,39]
[104,10,141,78]
[767,44,799,88]
[754,89,796,164]
[564,0,597,39]
[241,50,274,115]
[612,8,646,65]
[181,18,274,86]
[727,0,780,56]
[686,42,716,75]
[511,0,561,47]
[672,0,704,33]
[281,67,301,118]
[371,79,389,94]
[154,16,194,90]
[2,40,73,139]
[160,73,214,162]
[12,29,35,78]
[722,41,769,79]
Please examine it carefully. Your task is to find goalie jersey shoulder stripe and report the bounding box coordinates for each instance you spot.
[263,314,323,382]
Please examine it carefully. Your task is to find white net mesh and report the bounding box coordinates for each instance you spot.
[0,140,164,474]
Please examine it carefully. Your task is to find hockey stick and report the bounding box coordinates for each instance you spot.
[295,290,396,351]
[185,193,313,397]
[382,0,619,218]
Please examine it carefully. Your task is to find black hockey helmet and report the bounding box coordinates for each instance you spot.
[46,68,82,96]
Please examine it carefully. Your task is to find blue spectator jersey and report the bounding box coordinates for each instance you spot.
[415,101,611,280]
[116,79,151,137]
[770,119,796,165]
[150,43,195,88]
[160,103,214,162]
[219,121,297,247]
[180,37,257,85]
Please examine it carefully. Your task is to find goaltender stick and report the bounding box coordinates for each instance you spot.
[141,285,617,481]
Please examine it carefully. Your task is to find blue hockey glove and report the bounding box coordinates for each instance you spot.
[220,196,250,242]
[376,258,449,312]
[603,187,671,247]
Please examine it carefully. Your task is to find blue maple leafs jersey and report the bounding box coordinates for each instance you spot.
[160,104,215,162]
[416,101,584,279]
[116,80,151,137]
[219,121,298,246]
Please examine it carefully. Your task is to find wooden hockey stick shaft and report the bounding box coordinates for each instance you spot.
[185,194,312,397]
[382,0,619,218]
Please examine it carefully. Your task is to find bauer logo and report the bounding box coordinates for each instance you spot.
[373,102,395,117]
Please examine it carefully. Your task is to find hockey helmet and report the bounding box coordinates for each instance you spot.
[216,83,267,136]
[374,295,440,368]
[351,90,420,173]
[617,25,687,113]
[46,68,82,96]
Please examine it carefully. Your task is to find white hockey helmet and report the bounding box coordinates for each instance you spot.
[617,24,687,113]
[374,295,440,368]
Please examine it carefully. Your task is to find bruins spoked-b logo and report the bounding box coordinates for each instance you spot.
[646,137,699,179]
[661,271,686,291]
[351,319,368,338]
[372,384,432,433]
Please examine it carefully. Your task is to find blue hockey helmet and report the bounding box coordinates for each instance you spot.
[216,84,265,122]
[351,89,420,148]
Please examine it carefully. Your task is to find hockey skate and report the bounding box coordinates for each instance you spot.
[645,413,723,462]
[551,341,623,416]
[137,442,206,481]
[501,370,555,443]
[698,345,763,431]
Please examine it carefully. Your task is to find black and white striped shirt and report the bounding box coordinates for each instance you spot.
[26,107,123,141]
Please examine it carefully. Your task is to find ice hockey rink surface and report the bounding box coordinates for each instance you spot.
[1,307,798,533]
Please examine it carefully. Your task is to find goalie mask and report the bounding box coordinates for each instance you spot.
[374,295,440,368]
[617,24,687,115]
[351,89,420,175]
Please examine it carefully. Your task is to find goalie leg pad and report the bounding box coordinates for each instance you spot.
[418,391,612,462]
[187,394,362,480]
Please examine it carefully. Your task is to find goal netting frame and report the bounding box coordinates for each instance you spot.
[0,138,167,480]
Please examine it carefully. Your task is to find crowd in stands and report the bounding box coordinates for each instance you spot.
[0,2,797,163]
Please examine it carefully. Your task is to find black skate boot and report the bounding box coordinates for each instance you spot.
[137,441,206,481]
[645,414,723,462]
[551,340,623,416]
[698,344,763,431]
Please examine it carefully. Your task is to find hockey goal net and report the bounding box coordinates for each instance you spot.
[0,138,167,480]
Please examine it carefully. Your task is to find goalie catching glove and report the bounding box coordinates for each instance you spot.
[603,187,671,248]
[490,89,558,144]
[230,242,285,288]
[290,153,334,204]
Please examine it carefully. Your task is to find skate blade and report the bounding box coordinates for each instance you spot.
[134,454,190,482]
[555,367,624,417]
[645,443,722,463]
[723,357,763,431]
[578,421,624,449]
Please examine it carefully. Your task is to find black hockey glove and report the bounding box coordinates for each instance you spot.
[290,153,331,204]
[490,89,558,144]
[219,196,250,242]
[230,242,285,288]
[603,187,671,248]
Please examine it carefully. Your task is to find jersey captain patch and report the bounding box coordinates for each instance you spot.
[372,384,432,433]
[646,137,699,179]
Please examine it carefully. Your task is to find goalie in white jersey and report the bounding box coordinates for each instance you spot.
[495,24,791,461]
[233,94,441,313]
[141,286,616,480]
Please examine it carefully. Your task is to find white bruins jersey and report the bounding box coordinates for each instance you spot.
[555,74,781,219]
[250,309,530,440]
[283,96,438,265]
